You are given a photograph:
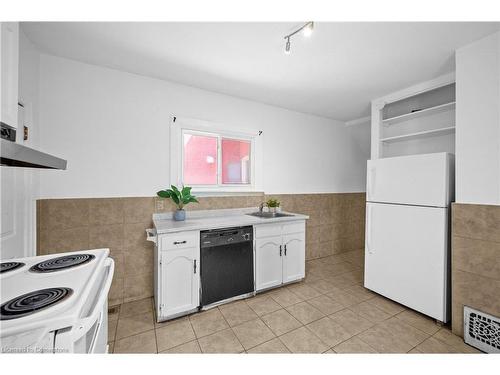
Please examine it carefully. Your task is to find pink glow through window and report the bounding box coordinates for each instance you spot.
[221,138,251,184]
[183,133,217,185]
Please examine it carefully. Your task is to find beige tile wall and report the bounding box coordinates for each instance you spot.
[37,193,366,306]
[451,203,500,337]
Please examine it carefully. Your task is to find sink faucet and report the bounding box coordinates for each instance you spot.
[259,202,265,213]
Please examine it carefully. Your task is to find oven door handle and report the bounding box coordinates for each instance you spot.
[73,258,115,342]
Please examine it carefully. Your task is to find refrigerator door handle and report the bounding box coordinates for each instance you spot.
[366,204,374,254]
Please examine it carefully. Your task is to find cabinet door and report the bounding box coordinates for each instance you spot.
[255,235,283,291]
[160,247,200,318]
[1,22,19,129]
[282,232,305,283]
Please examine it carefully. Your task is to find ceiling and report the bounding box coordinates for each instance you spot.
[22,22,500,121]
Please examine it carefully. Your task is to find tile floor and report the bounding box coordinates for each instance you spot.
[107,249,481,354]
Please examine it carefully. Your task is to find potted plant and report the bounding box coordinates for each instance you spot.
[156,185,199,221]
[266,199,281,214]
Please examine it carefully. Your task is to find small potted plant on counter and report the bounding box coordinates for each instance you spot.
[156,185,199,221]
[266,199,281,214]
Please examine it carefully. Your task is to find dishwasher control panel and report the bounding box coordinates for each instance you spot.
[200,226,253,248]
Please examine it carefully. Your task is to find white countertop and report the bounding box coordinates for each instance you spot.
[153,208,309,234]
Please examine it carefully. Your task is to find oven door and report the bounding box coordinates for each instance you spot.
[56,258,114,353]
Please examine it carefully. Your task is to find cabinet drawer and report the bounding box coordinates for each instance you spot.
[282,221,305,235]
[160,231,199,251]
[254,224,282,239]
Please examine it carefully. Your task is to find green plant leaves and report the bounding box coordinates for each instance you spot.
[156,185,198,210]
[156,190,171,199]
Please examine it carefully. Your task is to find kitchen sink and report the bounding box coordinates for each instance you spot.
[246,212,295,219]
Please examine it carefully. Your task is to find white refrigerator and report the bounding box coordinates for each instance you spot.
[364,152,454,323]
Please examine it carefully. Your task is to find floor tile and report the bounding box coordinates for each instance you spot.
[115,311,154,340]
[432,328,481,353]
[286,301,325,325]
[160,340,201,353]
[329,309,374,336]
[261,309,303,336]
[246,295,282,316]
[270,288,304,307]
[120,297,153,317]
[376,317,429,346]
[198,328,244,353]
[113,330,157,353]
[349,301,392,323]
[306,316,353,347]
[395,310,441,335]
[156,320,196,352]
[280,326,329,353]
[287,284,323,300]
[189,308,229,338]
[155,314,190,329]
[308,279,338,294]
[308,295,345,315]
[367,295,405,316]
[219,300,258,327]
[247,338,290,353]
[414,337,460,353]
[327,289,364,307]
[357,325,413,353]
[333,336,377,353]
[344,286,376,302]
[323,274,359,289]
[232,318,276,350]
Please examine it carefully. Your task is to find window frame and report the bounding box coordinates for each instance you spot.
[170,116,263,194]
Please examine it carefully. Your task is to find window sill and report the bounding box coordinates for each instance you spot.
[192,190,264,197]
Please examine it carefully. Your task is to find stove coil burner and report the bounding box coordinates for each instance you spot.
[30,254,95,273]
[0,287,73,320]
[0,262,25,274]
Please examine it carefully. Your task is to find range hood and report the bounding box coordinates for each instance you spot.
[0,138,67,170]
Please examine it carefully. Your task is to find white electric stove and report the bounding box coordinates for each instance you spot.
[0,249,114,354]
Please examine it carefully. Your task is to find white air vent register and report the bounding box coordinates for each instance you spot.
[464,306,500,353]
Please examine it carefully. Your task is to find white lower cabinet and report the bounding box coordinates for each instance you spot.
[156,232,200,320]
[255,235,283,290]
[255,221,305,291]
[282,232,306,283]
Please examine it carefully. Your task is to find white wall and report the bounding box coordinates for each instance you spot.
[38,54,369,198]
[0,30,41,259]
[456,31,500,205]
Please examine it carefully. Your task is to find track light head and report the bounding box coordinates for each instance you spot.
[285,37,291,54]
[303,22,314,37]
[283,21,314,54]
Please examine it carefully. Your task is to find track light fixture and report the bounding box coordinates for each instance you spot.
[283,21,314,55]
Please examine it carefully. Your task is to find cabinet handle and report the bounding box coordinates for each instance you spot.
[174,240,187,245]
[193,259,197,274]
[279,245,282,257]
[284,244,287,256]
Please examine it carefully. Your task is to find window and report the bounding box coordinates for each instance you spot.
[171,117,262,192]
[221,138,251,184]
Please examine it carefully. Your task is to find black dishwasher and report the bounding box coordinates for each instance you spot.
[200,226,254,307]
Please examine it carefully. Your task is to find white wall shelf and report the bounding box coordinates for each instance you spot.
[381,126,456,144]
[370,73,456,159]
[382,102,456,126]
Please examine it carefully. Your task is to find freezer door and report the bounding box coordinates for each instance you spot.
[366,152,454,207]
[364,202,449,322]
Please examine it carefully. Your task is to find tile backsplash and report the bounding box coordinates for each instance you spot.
[451,203,500,337]
[37,192,366,306]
